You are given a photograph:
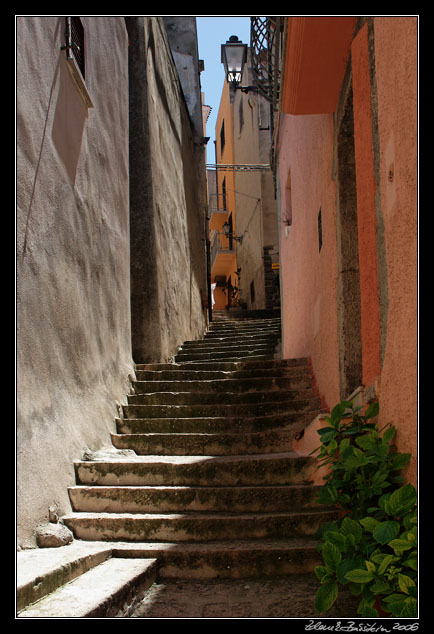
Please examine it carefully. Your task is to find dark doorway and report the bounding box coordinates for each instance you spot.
[335,81,363,399]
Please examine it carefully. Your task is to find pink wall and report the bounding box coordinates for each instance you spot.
[278,17,417,485]
[278,113,341,410]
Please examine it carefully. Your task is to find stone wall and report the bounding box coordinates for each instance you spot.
[16,17,132,547]
[16,16,208,547]
[126,17,208,363]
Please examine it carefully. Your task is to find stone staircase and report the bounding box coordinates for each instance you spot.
[59,309,334,581]
[18,310,337,616]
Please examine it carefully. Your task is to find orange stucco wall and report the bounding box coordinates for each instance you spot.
[281,17,356,114]
[351,24,382,387]
[372,17,418,485]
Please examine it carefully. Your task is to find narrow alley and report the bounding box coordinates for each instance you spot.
[16,16,418,622]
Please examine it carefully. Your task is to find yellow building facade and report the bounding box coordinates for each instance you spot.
[209,80,238,310]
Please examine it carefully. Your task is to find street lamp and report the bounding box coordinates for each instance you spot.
[221,35,257,93]
[222,221,243,244]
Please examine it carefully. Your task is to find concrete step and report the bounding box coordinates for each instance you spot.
[132,375,312,394]
[127,387,315,406]
[134,357,309,372]
[62,508,338,543]
[205,325,281,335]
[115,409,319,434]
[18,556,158,618]
[68,484,323,514]
[106,538,324,579]
[74,452,317,487]
[210,315,281,324]
[17,542,115,612]
[184,336,279,346]
[211,308,280,319]
[205,326,280,336]
[110,428,297,456]
[174,350,278,362]
[134,365,310,382]
[122,396,321,419]
[177,343,280,355]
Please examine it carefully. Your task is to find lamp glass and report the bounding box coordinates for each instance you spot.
[221,36,247,86]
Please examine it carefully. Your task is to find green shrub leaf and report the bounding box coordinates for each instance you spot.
[382,425,396,444]
[341,517,362,542]
[359,517,379,533]
[336,555,365,585]
[388,538,413,553]
[331,403,346,423]
[365,402,380,419]
[322,542,341,572]
[315,582,338,613]
[356,434,376,450]
[344,569,375,583]
[388,483,417,516]
[373,521,400,545]
[324,530,347,551]
[398,574,416,595]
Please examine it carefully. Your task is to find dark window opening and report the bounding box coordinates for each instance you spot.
[250,280,255,303]
[227,213,233,250]
[220,120,225,152]
[222,177,227,210]
[239,99,244,133]
[318,207,323,252]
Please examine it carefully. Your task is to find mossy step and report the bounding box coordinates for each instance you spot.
[127,388,315,406]
[174,351,277,362]
[68,484,323,514]
[62,508,338,543]
[132,376,311,394]
[116,408,319,434]
[18,557,158,618]
[134,358,308,372]
[110,428,298,456]
[134,366,310,382]
[74,452,317,487]
[184,333,280,345]
[204,327,280,337]
[122,396,321,419]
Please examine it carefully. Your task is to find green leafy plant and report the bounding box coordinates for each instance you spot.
[313,400,411,519]
[312,400,417,617]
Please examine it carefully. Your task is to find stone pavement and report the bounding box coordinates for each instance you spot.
[130,574,359,619]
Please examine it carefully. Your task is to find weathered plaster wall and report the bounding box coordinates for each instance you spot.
[351,24,382,389]
[278,17,417,484]
[126,17,208,362]
[16,17,132,547]
[233,72,278,310]
[278,113,341,409]
[372,17,418,485]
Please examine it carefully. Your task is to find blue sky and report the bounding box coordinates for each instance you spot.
[196,16,251,163]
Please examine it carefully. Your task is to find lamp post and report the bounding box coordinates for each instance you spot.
[221,35,257,93]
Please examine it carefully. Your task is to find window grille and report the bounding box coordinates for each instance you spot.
[250,17,281,107]
[63,17,85,79]
[71,18,85,78]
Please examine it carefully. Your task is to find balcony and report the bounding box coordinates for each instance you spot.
[208,193,230,231]
[210,231,235,272]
